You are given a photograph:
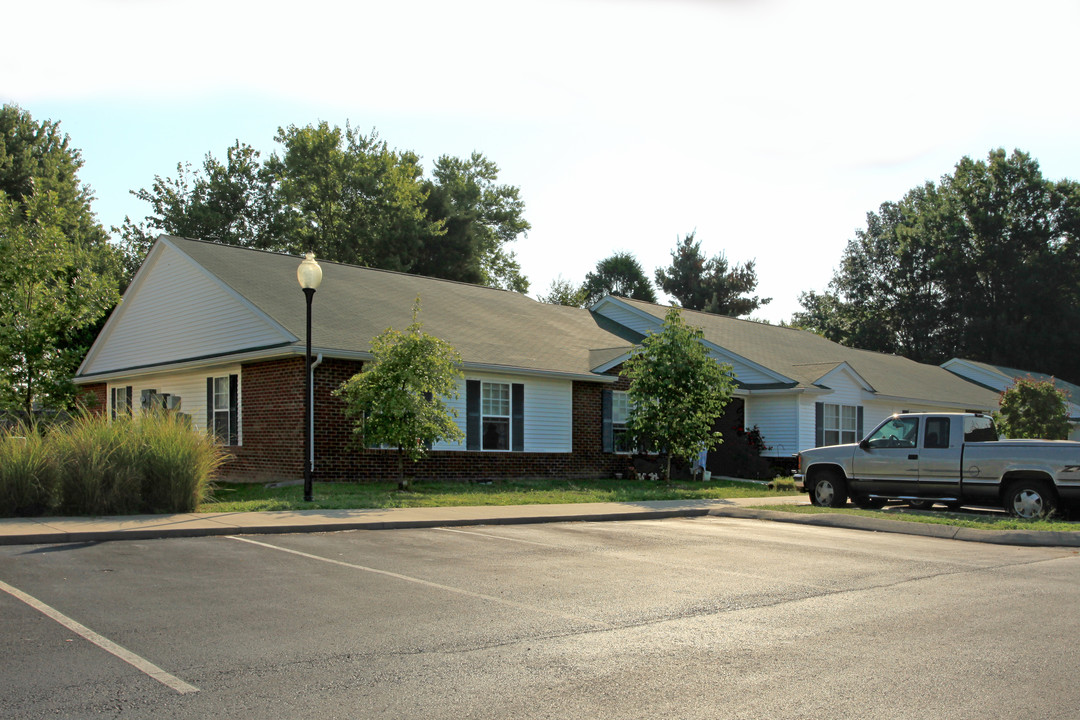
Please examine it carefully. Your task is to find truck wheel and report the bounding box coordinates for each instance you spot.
[1004,480,1058,519]
[812,471,847,508]
[908,499,935,510]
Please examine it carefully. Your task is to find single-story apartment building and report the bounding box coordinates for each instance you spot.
[73,236,1001,482]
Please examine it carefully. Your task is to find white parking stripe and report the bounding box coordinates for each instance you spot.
[229,536,611,628]
[0,579,199,695]
[434,526,569,548]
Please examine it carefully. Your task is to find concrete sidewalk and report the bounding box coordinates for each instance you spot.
[1,495,1077,548]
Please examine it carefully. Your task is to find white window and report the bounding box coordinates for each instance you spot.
[612,391,633,453]
[481,382,510,450]
[823,404,858,446]
[213,376,231,443]
[110,386,132,420]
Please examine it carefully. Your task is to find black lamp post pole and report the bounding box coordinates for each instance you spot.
[303,286,315,502]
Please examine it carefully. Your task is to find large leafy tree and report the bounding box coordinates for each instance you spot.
[793,149,1080,382]
[581,251,657,305]
[117,141,279,278]
[654,231,770,316]
[120,124,530,291]
[419,152,530,292]
[0,105,121,413]
[622,307,736,482]
[334,300,465,486]
[994,377,1071,440]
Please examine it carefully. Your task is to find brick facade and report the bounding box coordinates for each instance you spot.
[218,358,622,483]
[79,383,108,416]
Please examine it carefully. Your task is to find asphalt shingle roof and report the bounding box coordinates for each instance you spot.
[170,237,633,378]
[616,298,1001,409]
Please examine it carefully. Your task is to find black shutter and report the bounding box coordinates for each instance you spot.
[602,389,613,453]
[206,378,214,435]
[110,388,117,420]
[512,383,524,452]
[815,402,824,447]
[228,374,239,445]
[857,406,864,440]
[466,380,481,450]
[125,387,132,417]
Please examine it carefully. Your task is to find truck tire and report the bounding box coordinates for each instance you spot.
[811,471,847,508]
[1004,480,1058,519]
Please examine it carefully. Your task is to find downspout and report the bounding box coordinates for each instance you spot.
[310,353,323,467]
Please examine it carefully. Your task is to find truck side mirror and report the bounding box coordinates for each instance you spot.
[859,439,871,451]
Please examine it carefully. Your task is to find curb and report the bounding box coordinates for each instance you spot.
[707,507,1080,547]
[2,504,1077,548]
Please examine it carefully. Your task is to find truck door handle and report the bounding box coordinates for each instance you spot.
[908,454,918,460]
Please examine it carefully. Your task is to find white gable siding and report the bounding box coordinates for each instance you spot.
[432,372,573,453]
[107,364,242,441]
[594,303,661,336]
[710,348,783,386]
[744,394,800,459]
[83,243,291,375]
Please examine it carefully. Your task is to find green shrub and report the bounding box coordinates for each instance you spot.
[0,425,59,517]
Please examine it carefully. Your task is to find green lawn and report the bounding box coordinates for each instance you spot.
[750,503,1080,532]
[201,477,800,513]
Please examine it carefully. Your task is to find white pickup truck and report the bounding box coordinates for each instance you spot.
[795,412,1080,519]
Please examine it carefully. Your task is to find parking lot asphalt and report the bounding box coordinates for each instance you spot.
[1,495,1077,547]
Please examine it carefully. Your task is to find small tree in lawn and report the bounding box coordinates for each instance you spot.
[335,299,465,487]
[994,377,1071,440]
[623,307,736,482]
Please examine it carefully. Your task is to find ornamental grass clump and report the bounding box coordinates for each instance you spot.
[136,411,223,513]
[1,412,227,517]
[54,414,142,516]
[0,424,59,517]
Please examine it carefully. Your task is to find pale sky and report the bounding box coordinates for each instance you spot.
[4,0,1078,323]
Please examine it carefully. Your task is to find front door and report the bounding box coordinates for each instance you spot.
[850,416,921,497]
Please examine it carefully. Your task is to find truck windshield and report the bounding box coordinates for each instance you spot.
[865,416,919,449]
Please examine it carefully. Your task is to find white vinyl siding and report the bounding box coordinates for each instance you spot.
[592,302,662,336]
[432,372,572,453]
[106,364,242,443]
[744,394,799,458]
[82,243,290,375]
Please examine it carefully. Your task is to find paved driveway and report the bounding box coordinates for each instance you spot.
[2,516,1078,719]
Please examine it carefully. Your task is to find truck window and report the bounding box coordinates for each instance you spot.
[924,417,950,448]
[865,416,919,449]
[964,416,997,442]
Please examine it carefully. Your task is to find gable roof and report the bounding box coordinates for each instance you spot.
[78,236,634,381]
[943,358,1080,421]
[605,297,1000,409]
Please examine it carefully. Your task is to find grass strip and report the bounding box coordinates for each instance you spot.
[201,478,800,513]
[748,503,1079,532]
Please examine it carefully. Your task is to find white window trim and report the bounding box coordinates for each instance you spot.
[823,403,858,446]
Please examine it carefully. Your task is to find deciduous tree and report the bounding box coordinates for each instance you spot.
[793,149,1080,382]
[120,124,531,292]
[994,377,1071,440]
[622,307,735,482]
[334,300,465,486]
[0,105,121,414]
[582,251,657,305]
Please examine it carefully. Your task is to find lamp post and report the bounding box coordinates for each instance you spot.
[297,252,323,502]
